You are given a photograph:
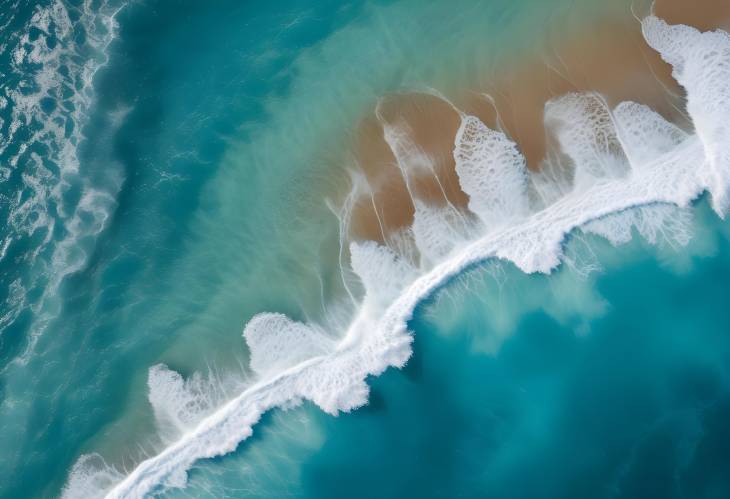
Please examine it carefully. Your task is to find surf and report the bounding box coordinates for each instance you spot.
[59,14,730,498]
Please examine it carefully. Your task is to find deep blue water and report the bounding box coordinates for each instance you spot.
[1,0,729,498]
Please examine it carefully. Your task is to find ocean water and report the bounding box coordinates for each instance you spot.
[1,0,730,498]
[171,200,730,499]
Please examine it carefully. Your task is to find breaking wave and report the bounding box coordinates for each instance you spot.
[63,15,730,498]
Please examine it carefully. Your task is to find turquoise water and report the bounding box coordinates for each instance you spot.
[1,0,730,498]
[163,200,730,499]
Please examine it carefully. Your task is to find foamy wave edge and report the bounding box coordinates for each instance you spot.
[64,15,730,498]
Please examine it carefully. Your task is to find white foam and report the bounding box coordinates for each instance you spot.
[453,114,530,227]
[63,16,730,499]
[349,240,417,309]
[411,200,470,266]
[582,204,693,247]
[643,16,730,215]
[528,153,573,210]
[545,92,630,189]
[243,313,335,379]
[62,454,125,499]
[148,364,226,442]
[612,101,689,168]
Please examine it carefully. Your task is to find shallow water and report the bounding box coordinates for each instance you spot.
[1,0,730,498]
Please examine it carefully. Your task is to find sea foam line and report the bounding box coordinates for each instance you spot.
[64,15,730,498]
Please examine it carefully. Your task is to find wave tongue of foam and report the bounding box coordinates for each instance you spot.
[545,92,631,189]
[453,114,530,227]
[63,454,124,499]
[148,364,232,442]
[243,313,335,379]
[65,15,730,499]
[612,101,689,168]
[411,200,471,266]
[349,240,417,309]
[643,16,730,215]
